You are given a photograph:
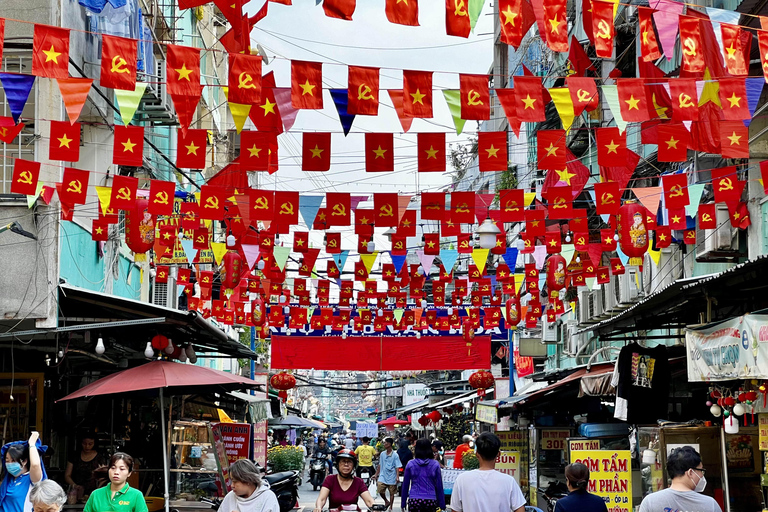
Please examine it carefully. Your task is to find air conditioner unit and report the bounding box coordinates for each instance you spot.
[577,290,591,325]
[588,290,603,320]
[695,204,740,262]
[542,313,557,342]
[152,276,177,308]
[618,268,640,304]
[565,321,586,355]
[601,280,618,313]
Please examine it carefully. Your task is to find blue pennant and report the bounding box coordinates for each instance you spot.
[330,89,355,136]
[502,247,518,269]
[439,248,459,272]
[390,253,407,274]
[333,250,350,272]
[745,78,764,127]
[299,195,324,228]
[0,74,36,124]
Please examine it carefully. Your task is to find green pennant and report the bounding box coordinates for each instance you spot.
[685,184,706,219]
[599,85,627,134]
[442,90,467,135]
[393,309,404,323]
[469,0,485,30]
[273,246,291,271]
[115,83,148,127]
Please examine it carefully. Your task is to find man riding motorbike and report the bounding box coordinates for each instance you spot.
[313,438,333,476]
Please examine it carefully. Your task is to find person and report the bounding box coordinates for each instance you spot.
[64,434,107,496]
[553,463,608,512]
[397,434,414,468]
[296,439,308,475]
[450,433,526,512]
[218,459,279,512]
[1,432,45,512]
[343,436,355,451]
[431,440,445,468]
[453,435,473,469]
[83,453,148,512]
[353,438,376,479]
[29,480,66,512]
[314,449,375,512]
[401,439,445,512]
[374,438,401,512]
[313,438,334,476]
[638,446,721,512]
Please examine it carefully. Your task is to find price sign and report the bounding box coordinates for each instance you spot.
[540,429,570,450]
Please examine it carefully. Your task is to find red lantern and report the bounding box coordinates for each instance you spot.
[430,411,443,423]
[418,416,430,426]
[220,248,245,294]
[468,370,495,390]
[278,390,288,402]
[270,371,297,391]
[505,296,521,327]
[462,319,475,343]
[617,200,648,267]
[125,198,156,254]
[151,334,169,351]
[546,254,568,297]
[251,298,266,326]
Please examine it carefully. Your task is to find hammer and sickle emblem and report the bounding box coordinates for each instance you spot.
[467,90,483,106]
[601,192,615,205]
[0,127,7,137]
[66,180,82,194]
[253,197,269,210]
[683,37,697,57]
[263,238,272,246]
[552,197,567,209]
[328,239,338,248]
[596,20,611,39]
[524,240,531,248]
[678,93,694,109]
[395,241,403,249]
[154,191,169,205]
[504,200,519,211]
[357,83,374,101]
[454,0,467,16]
[687,232,695,239]
[718,178,734,191]
[301,265,309,272]
[577,237,585,245]
[196,236,205,244]
[204,196,219,209]
[158,271,166,278]
[763,56,768,72]
[358,269,365,275]
[426,204,439,210]
[380,204,393,217]
[203,276,210,283]
[238,72,257,89]
[576,89,591,103]
[332,204,346,216]
[455,203,470,213]
[669,184,684,198]
[460,240,469,248]
[17,171,33,185]
[702,213,712,222]
[111,55,129,74]
[116,187,131,201]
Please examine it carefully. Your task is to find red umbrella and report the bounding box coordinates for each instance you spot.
[378,415,411,427]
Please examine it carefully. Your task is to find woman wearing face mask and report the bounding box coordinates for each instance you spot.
[638,446,721,512]
[218,459,279,512]
[83,453,147,512]
[552,463,607,512]
[314,449,374,511]
[1,432,44,512]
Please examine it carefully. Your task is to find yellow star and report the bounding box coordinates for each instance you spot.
[261,98,276,115]
[521,94,536,109]
[57,134,73,148]
[502,6,517,25]
[296,239,304,246]
[397,0,408,3]
[727,131,741,145]
[318,212,326,221]
[410,89,426,105]
[427,241,436,248]
[299,79,315,96]
[95,226,103,234]
[549,239,557,246]
[425,146,439,159]
[605,140,620,154]
[625,95,640,110]
[121,139,137,153]
[665,137,679,149]
[185,141,200,155]
[725,44,737,60]
[485,145,500,158]
[545,143,558,157]
[43,45,61,64]
[359,215,369,224]
[175,63,194,81]
[548,14,561,33]
[495,240,503,247]
[373,145,387,159]
[247,145,262,157]
[530,220,540,227]
[163,232,171,240]
[555,168,576,185]
[310,145,324,158]
[658,234,666,241]
[726,93,741,108]
[671,215,681,223]
[361,240,368,248]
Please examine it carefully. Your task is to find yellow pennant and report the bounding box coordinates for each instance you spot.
[471,248,490,274]
[95,186,112,215]
[211,242,227,265]
[548,87,576,132]
[360,252,379,274]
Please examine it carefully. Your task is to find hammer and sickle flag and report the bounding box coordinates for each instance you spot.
[249,189,274,221]
[365,133,394,172]
[451,191,475,224]
[177,128,207,169]
[669,79,699,121]
[326,192,351,227]
[147,179,175,216]
[445,0,471,37]
[302,132,331,171]
[499,188,525,222]
[347,66,380,115]
[49,120,81,162]
[199,185,227,220]
[228,53,262,105]
[698,203,717,230]
[374,193,399,227]
[566,76,599,115]
[662,173,689,209]
[323,0,356,20]
[594,181,620,215]
[11,158,40,196]
[679,15,705,74]
[274,191,299,226]
[32,24,70,79]
[100,35,137,91]
[421,191,445,221]
[113,125,144,166]
[60,167,89,205]
[459,74,490,120]
[711,166,745,204]
[109,174,138,211]
[591,0,615,58]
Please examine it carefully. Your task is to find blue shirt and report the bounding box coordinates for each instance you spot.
[1,474,31,512]
[553,489,609,512]
[378,450,402,485]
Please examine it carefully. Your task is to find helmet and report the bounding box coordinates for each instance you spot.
[335,449,358,470]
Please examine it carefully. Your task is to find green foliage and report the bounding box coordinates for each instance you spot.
[462,451,479,470]
[439,412,471,451]
[237,328,269,369]
[449,135,478,185]
[267,445,304,471]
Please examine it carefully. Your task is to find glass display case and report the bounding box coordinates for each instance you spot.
[170,420,219,498]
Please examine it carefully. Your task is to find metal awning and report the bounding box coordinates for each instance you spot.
[423,388,494,411]
[397,398,430,414]
[509,363,615,408]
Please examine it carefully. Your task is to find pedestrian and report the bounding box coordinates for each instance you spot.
[29,480,66,512]
[374,438,401,512]
[452,435,473,469]
[83,453,148,512]
[218,459,279,512]
[450,433,526,512]
[296,439,308,476]
[343,435,354,451]
[638,446,721,512]
[398,433,414,468]
[431,440,445,468]
[553,463,608,512]
[401,439,445,512]
[353,437,376,479]
[1,432,45,512]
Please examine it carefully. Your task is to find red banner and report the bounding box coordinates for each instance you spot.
[271,335,491,370]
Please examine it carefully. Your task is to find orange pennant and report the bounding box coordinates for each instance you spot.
[56,78,93,124]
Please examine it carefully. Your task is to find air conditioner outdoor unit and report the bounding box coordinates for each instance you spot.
[578,290,591,325]
[695,204,739,262]
[618,268,640,304]
[588,290,603,320]
[601,280,618,314]
[542,313,557,342]
[566,321,586,355]
[152,276,177,308]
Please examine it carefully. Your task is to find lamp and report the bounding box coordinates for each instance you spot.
[95,336,105,355]
[475,218,501,249]
[144,342,154,358]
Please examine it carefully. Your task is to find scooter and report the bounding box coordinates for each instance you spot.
[265,470,301,512]
[541,480,569,512]
[310,455,329,491]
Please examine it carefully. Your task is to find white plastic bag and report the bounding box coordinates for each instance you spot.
[368,480,378,500]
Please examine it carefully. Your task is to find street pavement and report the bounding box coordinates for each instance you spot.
[295,473,402,512]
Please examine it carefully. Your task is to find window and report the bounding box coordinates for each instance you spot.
[0,53,36,194]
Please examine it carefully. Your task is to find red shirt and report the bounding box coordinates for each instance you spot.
[453,443,471,468]
[322,475,368,509]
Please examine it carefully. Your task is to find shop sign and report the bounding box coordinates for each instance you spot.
[497,431,529,489]
[686,313,768,381]
[212,422,252,465]
[568,439,601,452]
[475,403,498,424]
[571,450,632,512]
[253,421,268,468]
[540,429,570,450]
[403,383,429,405]
[760,415,768,451]
[495,451,521,484]
[209,423,232,493]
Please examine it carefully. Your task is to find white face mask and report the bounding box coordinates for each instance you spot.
[689,470,707,493]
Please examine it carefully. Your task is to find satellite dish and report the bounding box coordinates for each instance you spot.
[256,44,270,65]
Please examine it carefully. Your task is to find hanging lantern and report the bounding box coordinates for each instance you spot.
[462,319,475,343]
[151,334,169,351]
[270,371,297,391]
[125,198,156,254]
[546,254,568,298]
[278,390,288,402]
[418,415,430,426]
[251,298,266,326]
[468,370,495,390]
[430,411,443,423]
[505,296,521,327]
[220,235,244,295]
[617,200,648,267]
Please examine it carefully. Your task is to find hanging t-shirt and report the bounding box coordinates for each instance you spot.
[612,342,669,423]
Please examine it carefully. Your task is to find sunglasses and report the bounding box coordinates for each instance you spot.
[691,467,706,475]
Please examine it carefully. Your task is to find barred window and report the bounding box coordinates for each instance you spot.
[0,52,36,194]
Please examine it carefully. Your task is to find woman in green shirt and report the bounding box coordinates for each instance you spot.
[83,453,147,512]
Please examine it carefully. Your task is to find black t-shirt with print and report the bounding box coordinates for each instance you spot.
[616,342,669,423]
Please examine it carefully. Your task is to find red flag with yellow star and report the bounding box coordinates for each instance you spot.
[249,72,283,134]
[537,129,566,170]
[721,24,748,76]
[348,66,379,115]
[657,123,689,162]
[499,0,534,48]
[403,70,432,118]
[302,132,331,171]
[385,0,419,26]
[679,16,705,74]
[228,53,262,105]
[100,35,137,90]
[49,120,81,162]
[478,132,507,172]
[199,185,227,220]
[445,0,470,37]
[365,133,394,172]
[113,125,144,166]
[514,76,545,121]
[759,31,768,83]
[291,60,323,109]
[719,121,749,158]
[542,149,589,199]
[542,0,568,52]
[177,128,207,169]
[591,0,615,58]
[617,78,652,122]
[596,127,625,167]
[398,209,417,236]
[719,78,750,121]
[601,228,617,251]
[417,132,445,172]
[240,131,271,171]
[166,45,200,96]
[148,180,175,216]
[32,24,70,79]
[460,74,490,120]
[635,8,660,61]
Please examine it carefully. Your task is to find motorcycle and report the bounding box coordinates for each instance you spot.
[541,480,569,512]
[310,455,329,491]
[357,466,373,486]
[265,470,301,512]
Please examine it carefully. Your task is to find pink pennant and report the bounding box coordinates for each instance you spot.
[350,195,369,211]
[632,187,662,217]
[416,250,436,275]
[397,194,412,223]
[242,244,261,270]
[650,0,684,60]
[273,88,299,132]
